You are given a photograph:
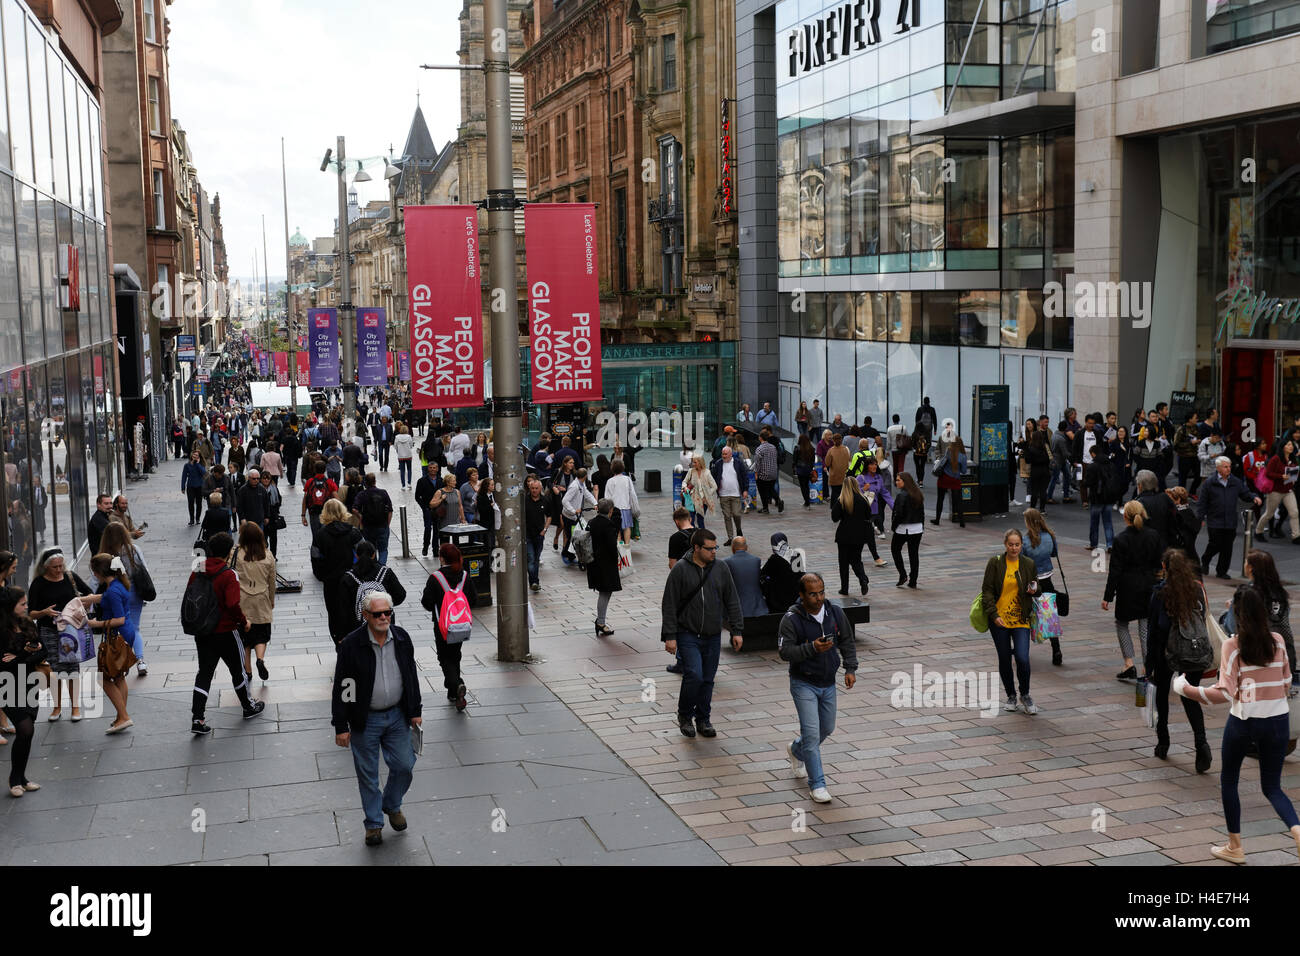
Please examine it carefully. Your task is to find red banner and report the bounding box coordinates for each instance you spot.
[92,353,104,396]
[404,205,484,409]
[386,351,395,378]
[296,351,310,384]
[524,203,602,404]
[273,351,290,387]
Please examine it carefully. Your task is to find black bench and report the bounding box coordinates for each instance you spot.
[736,601,870,652]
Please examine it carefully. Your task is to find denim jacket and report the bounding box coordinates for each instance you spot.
[1020,531,1056,576]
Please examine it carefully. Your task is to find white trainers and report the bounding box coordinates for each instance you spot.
[810,787,832,803]
[787,742,808,779]
[1009,498,1020,506]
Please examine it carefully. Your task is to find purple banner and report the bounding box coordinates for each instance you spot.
[308,308,340,388]
[397,350,410,382]
[258,350,269,377]
[356,307,387,387]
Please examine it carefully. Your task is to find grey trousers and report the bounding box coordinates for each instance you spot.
[719,496,744,540]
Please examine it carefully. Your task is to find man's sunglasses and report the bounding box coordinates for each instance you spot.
[367,609,394,618]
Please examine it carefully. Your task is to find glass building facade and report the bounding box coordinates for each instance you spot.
[0,0,120,576]
[774,0,1077,437]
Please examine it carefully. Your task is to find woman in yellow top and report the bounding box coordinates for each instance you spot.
[980,529,1040,715]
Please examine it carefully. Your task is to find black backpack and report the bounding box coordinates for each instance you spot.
[361,490,388,526]
[1167,602,1213,672]
[181,568,226,638]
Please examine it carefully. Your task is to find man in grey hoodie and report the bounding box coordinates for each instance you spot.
[662,528,744,738]
[778,573,857,803]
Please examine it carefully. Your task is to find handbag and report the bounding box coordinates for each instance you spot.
[932,457,946,478]
[1053,556,1070,616]
[58,624,96,665]
[133,560,157,603]
[96,627,138,679]
[272,514,287,531]
[1030,593,1062,644]
[617,541,634,577]
[969,593,989,633]
[1203,585,1227,671]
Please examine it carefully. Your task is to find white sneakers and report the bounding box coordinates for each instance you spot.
[787,742,808,779]
[810,787,832,803]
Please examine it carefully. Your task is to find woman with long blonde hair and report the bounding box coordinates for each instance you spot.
[682,455,719,530]
[830,478,872,596]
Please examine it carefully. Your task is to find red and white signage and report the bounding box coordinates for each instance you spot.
[403,205,484,409]
[58,243,80,311]
[524,203,603,404]
[273,351,290,387]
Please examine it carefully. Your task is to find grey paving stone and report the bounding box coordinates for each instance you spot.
[493,777,661,826]
[561,840,726,865]
[249,777,376,819]
[186,756,321,793]
[94,736,257,775]
[850,827,922,846]
[507,709,588,735]
[450,729,614,765]
[89,789,250,836]
[421,715,521,744]
[937,803,1005,821]
[1088,837,1161,857]
[18,752,102,781]
[897,849,966,866]
[584,806,697,850]
[413,762,537,801]
[188,855,271,866]
[203,810,340,859]
[271,837,433,866]
[426,818,604,865]
[520,760,630,788]
[4,827,205,866]
[0,804,95,846]
[958,838,1041,859]
[9,768,190,812]
[471,685,558,706]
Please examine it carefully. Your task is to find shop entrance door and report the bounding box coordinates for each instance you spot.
[1221,346,1276,445]
[1277,352,1300,440]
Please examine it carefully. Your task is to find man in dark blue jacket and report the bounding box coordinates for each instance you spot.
[710,446,751,545]
[777,572,857,804]
[1194,455,1261,580]
[332,591,422,846]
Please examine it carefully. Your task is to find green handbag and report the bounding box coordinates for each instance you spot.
[970,593,990,633]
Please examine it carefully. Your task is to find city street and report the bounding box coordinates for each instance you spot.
[2,449,1297,866]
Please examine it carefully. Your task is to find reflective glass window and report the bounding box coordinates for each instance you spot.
[854,340,888,427]
[800,338,827,405]
[16,183,40,363]
[0,174,17,372]
[26,29,50,193]
[3,0,30,182]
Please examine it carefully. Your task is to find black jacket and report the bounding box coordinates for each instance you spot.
[312,520,363,587]
[778,601,858,687]
[1103,525,1162,621]
[200,506,232,540]
[336,564,408,637]
[585,513,622,593]
[415,474,441,514]
[1194,473,1255,531]
[1136,490,1176,551]
[330,623,422,734]
[524,494,548,538]
[235,483,267,526]
[421,565,479,642]
[830,490,873,546]
[760,554,801,614]
[890,492,926,529]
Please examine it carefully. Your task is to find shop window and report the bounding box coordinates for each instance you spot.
[4,0,31,182]
[800,338,828,404]
[922,346,959,433]
[887,342,921,425]
[828,340,855,423]
[855,340,888,425]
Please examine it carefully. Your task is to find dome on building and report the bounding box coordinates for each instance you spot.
[289,226,309,247]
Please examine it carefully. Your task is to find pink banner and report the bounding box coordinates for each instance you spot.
[273,351,290,387]
[524,203,602,404]
[296,351,310,384]
[386,351,395,378]
[404,205,484,409]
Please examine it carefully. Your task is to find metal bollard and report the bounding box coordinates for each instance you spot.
[1241,508,1254,578]
[399,505,411,559]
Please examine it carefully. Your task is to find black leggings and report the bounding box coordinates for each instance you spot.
[891,531,921,585]
[192,631,254,720]
[935,487,964,525]
[797,472,812,504]
[1029,473,1049,510]
[837,540,867,593]
[435,636,464,693]
[3,709,34,788]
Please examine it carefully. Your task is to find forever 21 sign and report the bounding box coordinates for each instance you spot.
[787,0,920,79]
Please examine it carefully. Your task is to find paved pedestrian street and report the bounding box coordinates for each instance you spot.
[4,451,1298,866]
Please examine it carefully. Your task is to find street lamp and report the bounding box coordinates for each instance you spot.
[322,139,358,417]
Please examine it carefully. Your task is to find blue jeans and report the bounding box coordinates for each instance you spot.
[1046,463,1072,500]
[127,596,145,660]
[363,524,391,566]
[349,705,416,831]
[526,534,543,585]
[1089,503,1115,548]
[989,623,1031,699]
[398,458,412,485]
[1220,712,1299,834]
[790,677,837,789]
[676,631,722,722]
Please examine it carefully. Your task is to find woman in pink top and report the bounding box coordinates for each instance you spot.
[259,441,284,485]
[1175,586,1300,863]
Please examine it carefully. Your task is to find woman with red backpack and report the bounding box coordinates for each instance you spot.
[421,544,477,712]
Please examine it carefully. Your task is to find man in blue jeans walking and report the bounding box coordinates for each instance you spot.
[661,528,744,738]
[524,476,549,591]
[777,572,857,803]
[331,591,422,847]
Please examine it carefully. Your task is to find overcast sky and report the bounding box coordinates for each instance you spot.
[167,0,463,282]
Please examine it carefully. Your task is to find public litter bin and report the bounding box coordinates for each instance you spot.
[644,469,662,493]
[960,471,983,522]
[437,523,492,608]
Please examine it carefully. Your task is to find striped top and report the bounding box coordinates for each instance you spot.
[1177,633,1291,720]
